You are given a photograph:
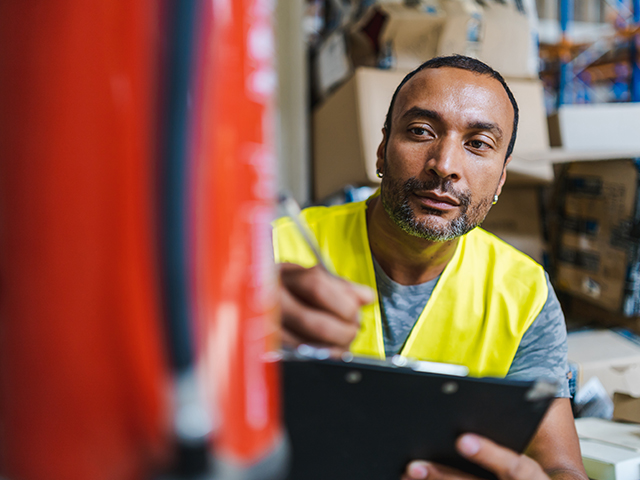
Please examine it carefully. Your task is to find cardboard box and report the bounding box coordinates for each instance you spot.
[576,418,640,480]
[554,160,640,314]
[438,0,539,79]
[313,67,551,200]
[549,103,640,151]
[314,30,353,99]
[380,5,444,71]
[577,417,640,450]
[349,1,537,78]
[567,330,640,399]
[510,149,640,186]
[580,440,640,480]
[436,0,483,59]
[313,68,405,200]
[565,297,640,335]
[476,1,539,79]
[613,392,640,424]
[349,4,445,71]
[481,187,545,264]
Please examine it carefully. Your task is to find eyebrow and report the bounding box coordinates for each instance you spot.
[468,121,504,140]
[400,107,442,123]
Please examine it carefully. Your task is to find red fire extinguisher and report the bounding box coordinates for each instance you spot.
[0,1,286,478]
[0,2,172,479]
[192,0,287,477]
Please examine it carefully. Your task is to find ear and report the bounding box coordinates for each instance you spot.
[376,128,387,173]
[495,155,512,197]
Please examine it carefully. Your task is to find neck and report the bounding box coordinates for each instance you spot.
[367,195,459,286]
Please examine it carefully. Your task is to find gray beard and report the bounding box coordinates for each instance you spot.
[380,175,492,242]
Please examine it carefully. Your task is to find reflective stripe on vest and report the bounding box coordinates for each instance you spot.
[272,200,548,378]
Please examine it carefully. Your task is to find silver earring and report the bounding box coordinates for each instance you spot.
[376,168,383,178]
[492,195,499,205]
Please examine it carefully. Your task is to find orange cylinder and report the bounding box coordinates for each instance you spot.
[0,2,171,479]
[193,0,285,474]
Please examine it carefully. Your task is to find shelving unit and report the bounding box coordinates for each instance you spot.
[539,0,640,109]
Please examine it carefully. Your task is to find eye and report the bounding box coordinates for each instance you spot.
[468,139,489,150]
[408,126,433,138]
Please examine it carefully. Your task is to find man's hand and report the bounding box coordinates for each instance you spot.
[402,399,587,480]
[402,434,548,480]
[279,263,375,353]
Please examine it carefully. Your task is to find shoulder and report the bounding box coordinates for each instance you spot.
[507,275,570,396]
[467,228,539,263]
[273,201,367,232]
[466,228,545,275]
[272,200,368,267]
[518,276,566,350]
[462,228,548,303]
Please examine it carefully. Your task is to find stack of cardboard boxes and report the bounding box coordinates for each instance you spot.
[568,329,640,421]
[548,104,640,316]
[551,103,640,479]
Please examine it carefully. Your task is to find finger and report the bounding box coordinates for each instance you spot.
[402,461,480,480]
[282,305,359,348]
[402,460,429,480]
[280,327,350,357]
[280,263,374,324]
[456,434,545,480]
[344,280,376,305]
[280,328,305,348]
[280,323,346,353]
[280,281,359,348]
[281,263,366,323]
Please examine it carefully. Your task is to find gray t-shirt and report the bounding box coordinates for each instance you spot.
[373,257,571,397]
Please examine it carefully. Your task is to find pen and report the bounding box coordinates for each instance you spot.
[277,193,337,276]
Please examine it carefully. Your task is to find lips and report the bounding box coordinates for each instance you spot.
[413,191,460,211]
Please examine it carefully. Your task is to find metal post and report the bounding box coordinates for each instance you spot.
[558,0,574,107]
[631,0,640,101]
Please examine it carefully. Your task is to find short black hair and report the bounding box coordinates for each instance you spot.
[383,55,519,162]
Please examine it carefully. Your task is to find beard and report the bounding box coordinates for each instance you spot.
[380,173,493,242]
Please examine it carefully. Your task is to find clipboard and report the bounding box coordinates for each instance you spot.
[282,349,557,480]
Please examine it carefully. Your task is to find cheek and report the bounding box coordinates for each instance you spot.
[386,143,431,175]
[466,162,505,192]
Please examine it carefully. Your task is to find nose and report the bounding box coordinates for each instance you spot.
[425,136,462,181]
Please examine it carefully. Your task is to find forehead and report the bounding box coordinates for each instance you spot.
[392,67,514,135]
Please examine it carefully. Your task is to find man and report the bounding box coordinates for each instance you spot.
[275,55,587,480]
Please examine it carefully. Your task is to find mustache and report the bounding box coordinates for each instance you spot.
[401,176,471,207]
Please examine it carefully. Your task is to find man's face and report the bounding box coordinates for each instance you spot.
[377,67,514,242]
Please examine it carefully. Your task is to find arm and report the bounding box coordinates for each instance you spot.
[403,397,586,480]
[524,398,586,480]
[279,263,374,353]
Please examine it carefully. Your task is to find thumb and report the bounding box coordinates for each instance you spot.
[347,281,375,305]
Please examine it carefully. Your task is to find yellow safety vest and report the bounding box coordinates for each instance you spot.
[272,199,548,378]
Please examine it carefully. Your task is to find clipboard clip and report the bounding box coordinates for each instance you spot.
[282,344,469,377]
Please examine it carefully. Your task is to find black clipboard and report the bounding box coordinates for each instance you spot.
[282,349,557,480]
